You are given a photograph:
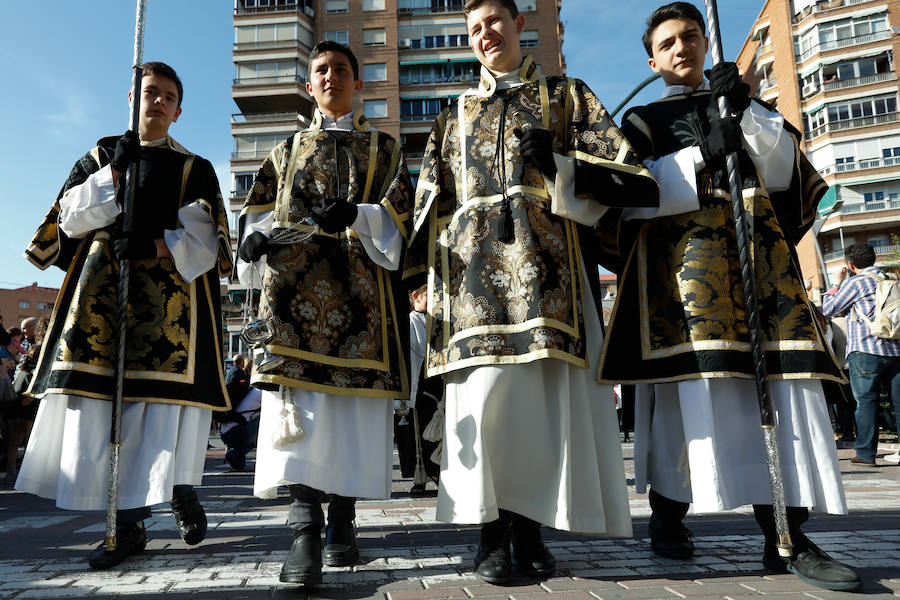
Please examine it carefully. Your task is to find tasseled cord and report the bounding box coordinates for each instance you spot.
[423,396,445,468]
[272,385,305,449]
[493,92,515,243]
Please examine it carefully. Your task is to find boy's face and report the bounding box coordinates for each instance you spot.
[412,288,427,313]
[648,17,708,88]
[306,51,362,117]
[466,1,525,75]
[129,73,182,140]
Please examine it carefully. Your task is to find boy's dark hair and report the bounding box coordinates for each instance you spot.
[845,243,876,269]
[464,0,519,19]
[8,327,21,339]
[309,41,359,80]
[140,61,184,107]
[642,2,706,57]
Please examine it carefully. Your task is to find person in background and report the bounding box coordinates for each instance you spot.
[821,243,900,466]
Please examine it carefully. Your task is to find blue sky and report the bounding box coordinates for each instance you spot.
[0,0,761,289]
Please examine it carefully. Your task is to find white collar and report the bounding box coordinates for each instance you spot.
[662,80,711,98]
[319,111,355,131]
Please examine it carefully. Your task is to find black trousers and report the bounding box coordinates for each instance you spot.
[288,484,355,532]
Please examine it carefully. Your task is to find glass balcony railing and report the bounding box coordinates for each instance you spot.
[793,0,875,25]
[818,155,900,175]
[233,75,307,86]
[798,30,891,62]
[825,243,900,262]
[808,111,899,139]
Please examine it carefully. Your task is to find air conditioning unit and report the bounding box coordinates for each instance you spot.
[525,3,535,10]
[304,6,314,17]
[399,38,412,48]
[802,83,817,97]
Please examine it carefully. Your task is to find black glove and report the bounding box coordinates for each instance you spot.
[238,231,270,262]
[706,62,751,112]
[111,130,141,173]
[699,116,743,165]
[113,235,157,261]
[514,127,557,179]
[310,198,358,234]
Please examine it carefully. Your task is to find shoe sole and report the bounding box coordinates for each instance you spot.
[279,571,323,586]
[87,541,147,570]
[322,550,359,568]
[787,565,862,592]
[475,571,513,585]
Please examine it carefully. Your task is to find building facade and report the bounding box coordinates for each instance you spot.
[228,0,566,355]
[737,0,900,299]
[0,283,58,330]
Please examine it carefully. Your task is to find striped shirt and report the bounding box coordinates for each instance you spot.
[821,266,900,358]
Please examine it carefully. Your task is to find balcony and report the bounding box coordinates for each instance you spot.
[401,113,441,122]
[818,155,900,176]
[824,71,897,91]
[825,243,900,262]
[793,0,875,25]
[234,40,307,51]
[233,75,307,87]
[231,111,299,124]
[397,1,463,15]
[808,111,900,139]
[798,30,891,62]
[235,1,314,16]
[758,77,778,93]
[754,43,773,61]
[232,149,275,161]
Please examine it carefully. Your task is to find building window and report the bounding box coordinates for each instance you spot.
[399,24,467,49]
[325,0,348,13]
[37,302,53,311]
[519,30,539,48]
[234,173,255,195]
[399,61,478,85]
[363,63,388,82]
[325,30,349,45]
[18,301,29,309]
[864,191,885,204]
[400,97,453,121]
[882,147,900,158]
[363,28,386,46]
[365,99,388,118]
[514,0,537,11]
[235,23,299,47]
[363,0,385,10]
[234,134,282,159]
[235,60,299,84]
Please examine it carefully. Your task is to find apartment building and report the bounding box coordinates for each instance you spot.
[0,283,57,328]
[227,0,566,355]
[737,0,900,298]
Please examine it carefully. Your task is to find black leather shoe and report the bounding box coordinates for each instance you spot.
[322,521,359,567]
[280,529,323,585]
[512,514,555,578]
[474,517,512,584]
[170,490,207,545]
[648,511,694,560]
[87,522,147,570]
[764,538,861,591]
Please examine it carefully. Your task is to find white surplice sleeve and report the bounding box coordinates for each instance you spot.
[164,202,218,283]
[236,210,274,288]
[352,204,403,271]
[58,165,120,238]
[623,148,700,221]
[740,101,794,193]
[621,102,795,221]
[543,153,608,226]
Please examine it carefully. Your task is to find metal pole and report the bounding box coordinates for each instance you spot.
[105,0,147,553]
[610,73,662,118]
[702,0,793,560]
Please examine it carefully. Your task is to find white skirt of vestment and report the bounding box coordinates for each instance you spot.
[15,394,211,511]
[253,388,393,500]
[437,260,632,536]
[634,378,847,514]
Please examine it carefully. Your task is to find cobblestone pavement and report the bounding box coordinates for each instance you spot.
[1,439,898,599]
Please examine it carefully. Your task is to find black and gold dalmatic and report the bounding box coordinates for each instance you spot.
[238,111,414,398]
[405,57,658,377]
[25,136,233,409]
[598,92,844,384]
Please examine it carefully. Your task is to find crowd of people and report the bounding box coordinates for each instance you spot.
[0,317,44,485]
[7,0,900,595]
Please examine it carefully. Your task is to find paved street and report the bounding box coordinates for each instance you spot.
[1,438,898,599]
